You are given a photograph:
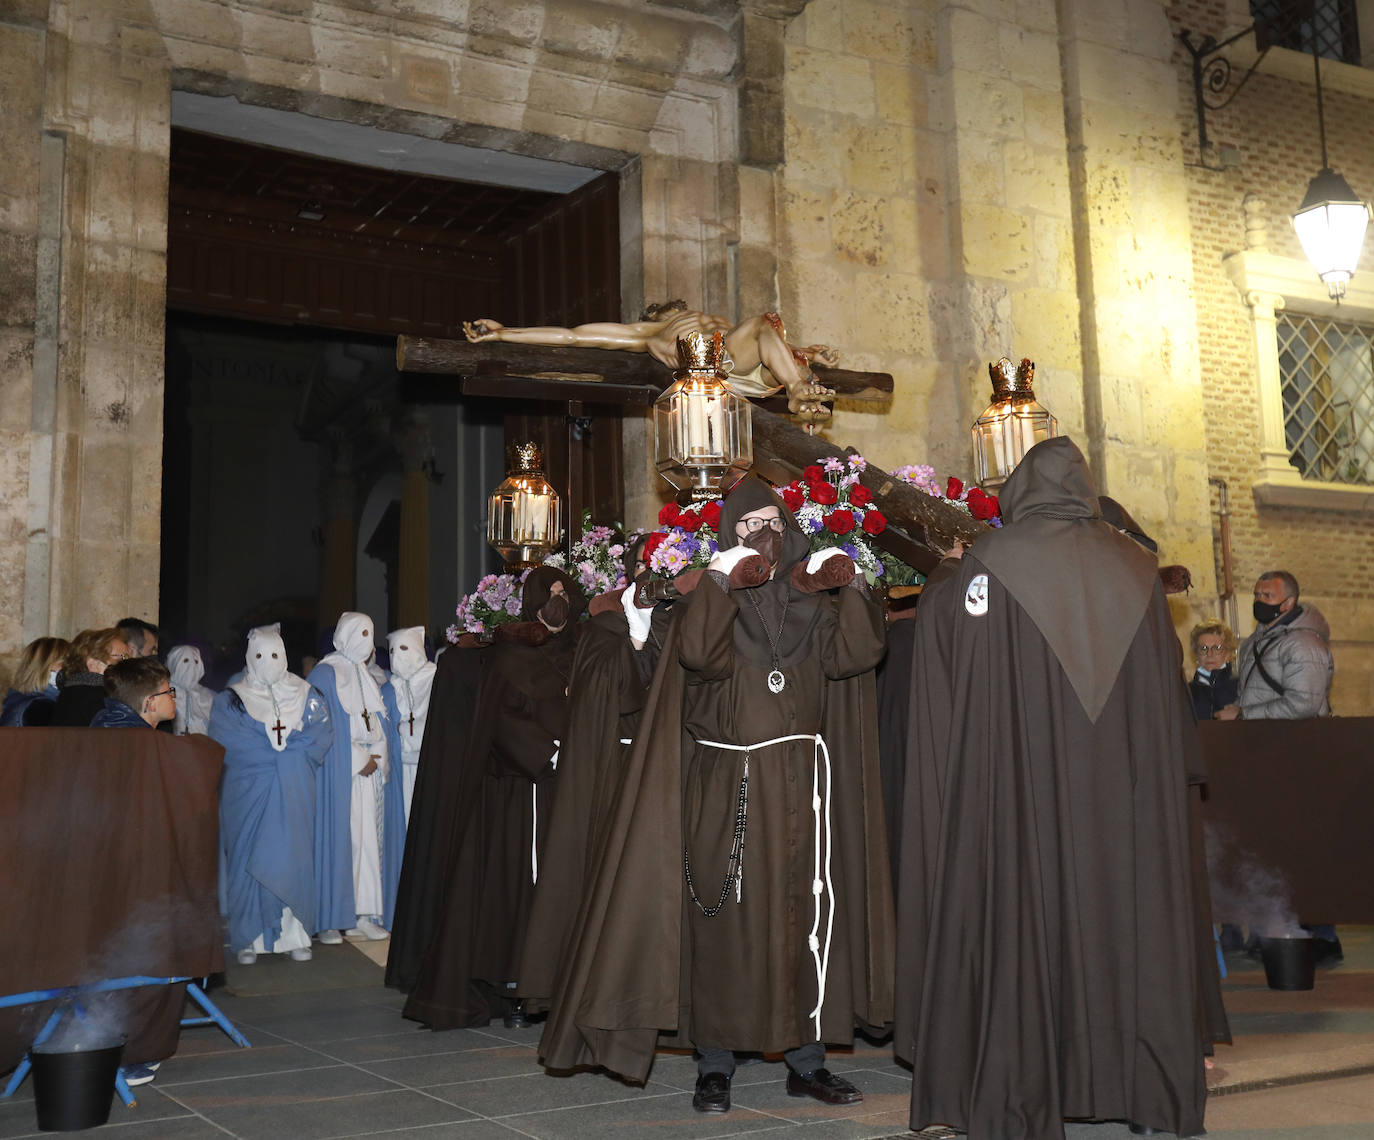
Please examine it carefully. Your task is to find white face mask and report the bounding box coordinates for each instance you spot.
[333,612,375,666]
[245,626,289,687]
[47,670,59,689]
[387,627,428,679]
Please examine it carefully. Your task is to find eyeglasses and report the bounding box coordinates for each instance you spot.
[1196,643,1228,655]
[150,687,177,700]
[741,516,786,533]
[106,653,132,663]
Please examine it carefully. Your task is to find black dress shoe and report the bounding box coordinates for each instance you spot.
[692,1072,731,1113]
[502,1002,529,1029]
[786,1068,863,1105]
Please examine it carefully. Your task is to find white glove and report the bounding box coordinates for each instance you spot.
[806,548,849,574]
[708,545,757,575]
[620,584,653,647]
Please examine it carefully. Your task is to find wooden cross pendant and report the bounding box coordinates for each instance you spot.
[362,709,371,732]
[271,717,286,746]
[408,710,415,736]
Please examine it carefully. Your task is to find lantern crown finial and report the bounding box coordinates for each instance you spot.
[989,356,1036,400]
[506,440,545,475]
[674,330,733,378]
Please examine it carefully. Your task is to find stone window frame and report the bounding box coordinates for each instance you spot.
[1224,247,1374,510]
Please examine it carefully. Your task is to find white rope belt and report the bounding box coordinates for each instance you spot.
[530,738,632,885]
[531,740,559,885]
[692,732,835,1041]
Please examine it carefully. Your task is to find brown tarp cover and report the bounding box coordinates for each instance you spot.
[1200,717,1374,923]
[0,729,225,1072]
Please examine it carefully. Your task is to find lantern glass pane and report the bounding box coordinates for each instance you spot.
[972,399,1058,488]
[486,474,562,564]
[653,377,754,497]
[1294,199,1370,286]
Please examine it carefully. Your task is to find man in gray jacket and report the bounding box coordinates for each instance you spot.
[1218,569,1339,961]
[1217,570,1333,721]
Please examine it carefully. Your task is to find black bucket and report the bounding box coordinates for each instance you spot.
[30,1038,124,1131]
[1259,935,1316,991]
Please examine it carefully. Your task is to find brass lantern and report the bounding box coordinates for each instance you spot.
[971,357,1058,489]
[653,331,753,501]
[487,441,563,570]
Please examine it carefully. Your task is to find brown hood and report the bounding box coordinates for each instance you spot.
[718,474,810,574]
[520,566,588,624]
[972,436,1158,722]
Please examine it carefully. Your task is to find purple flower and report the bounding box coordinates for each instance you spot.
[800,514,822,535]
[823,456,844,474]
[504,596,522,616]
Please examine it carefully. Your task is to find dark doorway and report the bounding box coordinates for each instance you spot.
[161,126,622,677]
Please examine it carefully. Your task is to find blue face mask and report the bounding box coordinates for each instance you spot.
[1196,666,1211,678]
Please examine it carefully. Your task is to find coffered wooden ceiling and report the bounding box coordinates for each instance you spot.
[169,128,560,254]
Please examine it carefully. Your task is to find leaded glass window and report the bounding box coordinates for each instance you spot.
[1278,312,1374,483]
[1250,0,1362,64]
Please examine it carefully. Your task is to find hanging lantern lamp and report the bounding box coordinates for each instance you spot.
[486,441,562,570]
[971,357,1058,489]
[653,330,753,501]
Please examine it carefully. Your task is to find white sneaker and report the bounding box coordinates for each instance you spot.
[354,916,389,941]
[235,949,258,965]
[288,947,313,962]
[317,929,343,945]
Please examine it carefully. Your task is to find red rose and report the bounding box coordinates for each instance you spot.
[811,482,838,506]
[677,509,702,532]
[700,501,723,530]
[966,488,999,520]
[780,485,805,512]
[658,502,680,526]
[824,510,856,535]
[803,465,825,483]
[849,484,873,507]
[946,476,964,500]
[861,509,886,535]
[643,532,667,560]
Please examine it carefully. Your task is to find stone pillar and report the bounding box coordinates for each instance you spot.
[1,14,48,674]
[3,1,171,659]
[395,413,431,633]
[318,428,357,632]
[1057,0,1213,594]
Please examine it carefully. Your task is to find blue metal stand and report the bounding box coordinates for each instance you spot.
[1,975,250,1107]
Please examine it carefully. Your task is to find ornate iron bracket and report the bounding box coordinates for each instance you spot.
[1179,22,1275,167]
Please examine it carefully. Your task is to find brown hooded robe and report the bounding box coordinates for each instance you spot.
[894,438,1226,1140]
[401,567,585,1028]
[537,476,894,1081]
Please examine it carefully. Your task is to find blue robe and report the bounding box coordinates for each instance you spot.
[307,665,406,932]
[210,687,331,952]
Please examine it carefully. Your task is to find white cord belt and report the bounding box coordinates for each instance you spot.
[691,732,835,1041]
[531,740,560,885]
[530,738,631,885]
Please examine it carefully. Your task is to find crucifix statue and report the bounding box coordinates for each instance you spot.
[464,302,838,427]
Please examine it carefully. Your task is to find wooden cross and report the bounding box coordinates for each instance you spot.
[271,716,286,746]
[396,337,985,572]
[362,710,371,732]
[407,708,415,736]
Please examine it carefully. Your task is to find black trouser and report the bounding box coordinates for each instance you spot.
[696,1042,825,1077]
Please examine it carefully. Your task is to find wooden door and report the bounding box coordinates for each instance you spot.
[500,171,625,540]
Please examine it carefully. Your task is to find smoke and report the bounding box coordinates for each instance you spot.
[27,894,213,1053]
[1205,823,1306,939]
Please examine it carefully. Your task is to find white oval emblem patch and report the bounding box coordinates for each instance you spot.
[965,573,989,616]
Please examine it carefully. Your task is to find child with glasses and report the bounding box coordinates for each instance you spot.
[92,657,177,728]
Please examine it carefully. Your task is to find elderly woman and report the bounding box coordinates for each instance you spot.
[1188,618,1238,721]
